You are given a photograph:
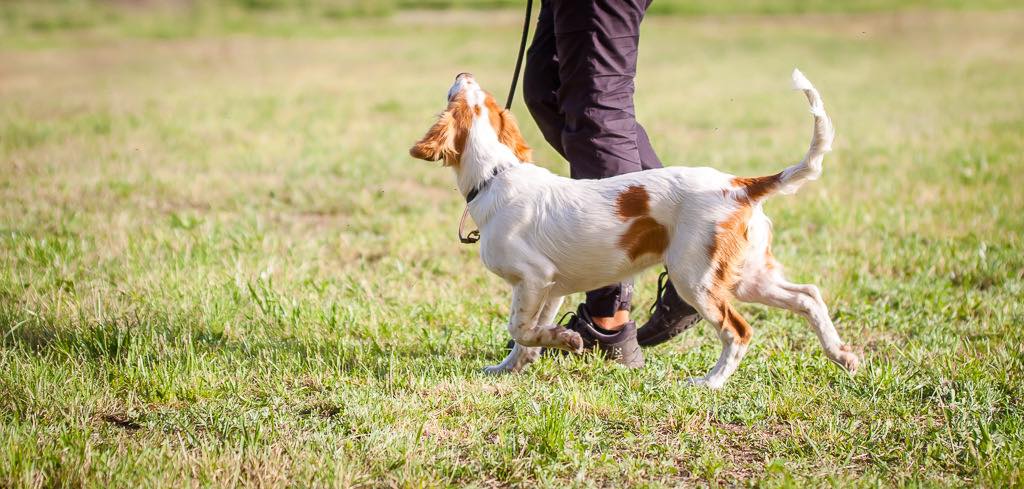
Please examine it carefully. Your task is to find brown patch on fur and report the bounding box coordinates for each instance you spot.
[708,205,753,294]
[613,184,667,260]
[732,172,783,202]
[409,93,474,166]
[486,96,501,138]
[619,216,669,260]
[615,185,650,221]
[485,94,533,162]
[720,303,752,344]
[705,195,763,343]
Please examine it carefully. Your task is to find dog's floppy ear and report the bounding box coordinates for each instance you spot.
[497,109,532,163]
[410,111,457,164]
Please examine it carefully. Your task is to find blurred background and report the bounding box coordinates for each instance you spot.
[2,0,1021,36]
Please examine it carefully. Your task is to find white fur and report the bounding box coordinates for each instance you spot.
[433,71,856,388]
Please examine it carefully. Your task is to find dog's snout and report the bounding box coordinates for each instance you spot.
[448,73,476,101]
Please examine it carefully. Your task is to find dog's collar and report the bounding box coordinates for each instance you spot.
[465,165,514,204]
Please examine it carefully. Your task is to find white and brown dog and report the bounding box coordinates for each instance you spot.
[410,70,858,388]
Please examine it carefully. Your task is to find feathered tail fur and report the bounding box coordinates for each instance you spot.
[738,69,835,201]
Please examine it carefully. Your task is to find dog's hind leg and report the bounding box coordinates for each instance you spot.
[735,270,859,373]
[665,233,754,389]
[484,295,565,374]
[685,295,753,389]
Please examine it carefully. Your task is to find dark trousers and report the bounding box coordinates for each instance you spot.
[523,0,660,317]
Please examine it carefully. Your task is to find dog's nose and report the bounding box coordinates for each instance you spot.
[455,72,474,81]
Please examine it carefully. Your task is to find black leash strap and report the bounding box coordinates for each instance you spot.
[504,0,534,111]
[461,0,534,245]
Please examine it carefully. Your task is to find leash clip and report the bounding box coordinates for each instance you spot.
[458,206,480,244]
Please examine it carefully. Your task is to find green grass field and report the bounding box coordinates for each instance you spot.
[1,5,1023,487]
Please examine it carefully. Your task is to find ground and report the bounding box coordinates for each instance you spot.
[1,6,1022,488]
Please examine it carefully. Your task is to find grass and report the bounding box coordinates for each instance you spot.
[1,6,1023,488]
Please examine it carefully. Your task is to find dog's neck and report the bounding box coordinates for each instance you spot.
[454,122,519,203]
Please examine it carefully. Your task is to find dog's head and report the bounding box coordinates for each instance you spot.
[409,73,532,166]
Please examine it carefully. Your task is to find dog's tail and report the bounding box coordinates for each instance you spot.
[735,69,834,202]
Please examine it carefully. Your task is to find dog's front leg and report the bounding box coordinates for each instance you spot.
[484,295,565,375]
[506,282,580,351]
[484,342,540,375]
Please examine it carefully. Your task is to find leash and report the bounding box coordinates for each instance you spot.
[458,209,481,244]
[505,0,533,111]
[460,0,534,244]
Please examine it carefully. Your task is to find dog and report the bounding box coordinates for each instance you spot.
[409,70,858,388]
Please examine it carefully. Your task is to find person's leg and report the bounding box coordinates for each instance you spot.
[523,0,566,157]
[551,0,654,178]
[524,0,635,331]
[550,0,653,329]
[584,281,632,329]
[636,124,662,170]
[526,1,663,171]
[521,0,699,349]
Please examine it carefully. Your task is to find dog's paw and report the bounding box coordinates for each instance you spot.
[685,376,725,389]
[559,330,584,354]
[482,365,510,375]
[836,345,860,374]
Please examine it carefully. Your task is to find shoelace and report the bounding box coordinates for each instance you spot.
[556,310,577,327]
[556,303,593,331]
[650,271,671,314]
